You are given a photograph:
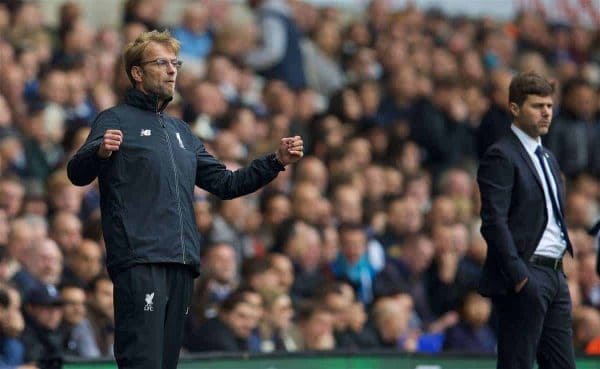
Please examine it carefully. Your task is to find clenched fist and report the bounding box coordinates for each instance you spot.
[275,136,303,166]
[98,129,123,158]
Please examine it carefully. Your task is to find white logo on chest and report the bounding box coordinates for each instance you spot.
[144,292,155,311]
[140,129,152,136]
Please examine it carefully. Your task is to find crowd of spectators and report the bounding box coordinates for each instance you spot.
[0,0,600,367]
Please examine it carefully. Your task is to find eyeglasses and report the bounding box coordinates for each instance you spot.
[139,58,183,70]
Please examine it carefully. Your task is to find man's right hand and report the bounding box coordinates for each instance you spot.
[515,277,528,293]
[98,129,123,158]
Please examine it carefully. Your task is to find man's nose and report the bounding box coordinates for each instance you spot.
[542,107,550,116]
[166,62,177,73]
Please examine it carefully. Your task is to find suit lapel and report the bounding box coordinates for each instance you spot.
[508,132,544,192]
[543,147,566,213]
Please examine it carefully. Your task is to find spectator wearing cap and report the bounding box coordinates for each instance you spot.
[21,284,65,365]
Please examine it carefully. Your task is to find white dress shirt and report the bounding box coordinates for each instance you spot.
[511,124,567,258]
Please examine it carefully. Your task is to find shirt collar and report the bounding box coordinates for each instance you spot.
[511,123,542,156]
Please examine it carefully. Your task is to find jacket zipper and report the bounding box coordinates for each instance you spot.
[158,112,186,264]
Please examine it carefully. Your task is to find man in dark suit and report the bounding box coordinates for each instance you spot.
[477,71,575,369]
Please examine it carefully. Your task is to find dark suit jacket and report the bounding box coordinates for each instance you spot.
[477,131,573,296]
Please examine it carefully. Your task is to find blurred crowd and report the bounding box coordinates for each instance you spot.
[0,0,600,367]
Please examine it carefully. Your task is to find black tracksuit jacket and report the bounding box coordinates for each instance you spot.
[67,88,284,278]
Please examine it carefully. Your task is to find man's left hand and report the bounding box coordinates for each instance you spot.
[275,136,303,166]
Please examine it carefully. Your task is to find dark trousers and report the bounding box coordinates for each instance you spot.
[112,263,195,369]
[493,263,575,369]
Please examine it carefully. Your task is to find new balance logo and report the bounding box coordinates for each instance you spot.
[144,292,154,311]
[140,129,152,136]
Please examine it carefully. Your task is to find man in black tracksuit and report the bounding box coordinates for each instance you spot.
[67,30,304,369]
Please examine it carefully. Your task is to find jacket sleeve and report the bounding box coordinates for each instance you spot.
[193,139,284,200]
[67,110,120,186]
[477,146,528,287]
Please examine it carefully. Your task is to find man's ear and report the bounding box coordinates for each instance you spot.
[131,66,143,83]
[509,102,519,118]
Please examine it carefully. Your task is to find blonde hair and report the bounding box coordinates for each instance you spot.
[123,30,180,86]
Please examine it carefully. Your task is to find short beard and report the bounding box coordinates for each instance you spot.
[144,82,173,100]
[156,87,174,100]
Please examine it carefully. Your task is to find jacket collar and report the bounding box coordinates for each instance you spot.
[507,129,543,192]
[124,88,172,113]
[510,123,541,155]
